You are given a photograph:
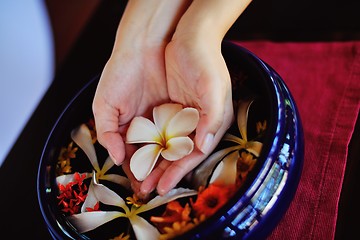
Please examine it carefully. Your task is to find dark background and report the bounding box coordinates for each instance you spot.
[0,0,358,239]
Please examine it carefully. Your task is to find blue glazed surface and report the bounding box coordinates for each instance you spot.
[37,41,304,240]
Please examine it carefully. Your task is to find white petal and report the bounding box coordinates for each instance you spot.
[68,211,124,233]
[237,100,253,142]
[153,103,183,136]
[161,136,194,161]
[92,179,127,209]
[71,124,100,171]
[81,180,98,212]
[126,116,162,144]
[135,187,197,214]
[99,156,115,174]
[246,141,263,157]
[210,151,239,185]
[166,107,199,138]
[129,215,160,240]
[101,174,131,190]
[191,146,238,188]
[223,133,243,145]
[130,144,162,181]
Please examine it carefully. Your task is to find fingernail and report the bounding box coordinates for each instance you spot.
[199,133,214,154]
[108,151,121,166]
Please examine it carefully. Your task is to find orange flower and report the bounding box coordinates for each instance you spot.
[151,201,191,224]
[86,118,97,144]
[191,184,236,218]
[56,141,78,176]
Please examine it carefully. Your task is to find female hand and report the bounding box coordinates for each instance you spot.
[92,0,191,193]
[138,0,252,196]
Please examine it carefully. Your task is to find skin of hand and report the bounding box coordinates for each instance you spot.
[92,0,191,191]
[93,0,252,197]
[139,0,253,196]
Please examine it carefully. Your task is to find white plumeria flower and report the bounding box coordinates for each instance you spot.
[126,103,200,181]
[67,174,197,240]
[193,100,263,187]
[56,123,130,211]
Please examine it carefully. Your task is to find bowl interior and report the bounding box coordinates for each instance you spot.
[37,42,279,240]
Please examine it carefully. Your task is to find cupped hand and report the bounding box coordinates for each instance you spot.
[92,46,170,187]
[139,37,234,196]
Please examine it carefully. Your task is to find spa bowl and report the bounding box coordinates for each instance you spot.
[37,41,304,240]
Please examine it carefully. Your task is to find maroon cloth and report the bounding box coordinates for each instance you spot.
[234,41,360,239]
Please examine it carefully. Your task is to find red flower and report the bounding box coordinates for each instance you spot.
[191,184,236,218]
[57,172,88,215]
[86,202,100,212]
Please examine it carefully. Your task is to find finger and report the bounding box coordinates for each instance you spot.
[156,149,205,195]
[121,147,142,194]
[140,160,171,196]
[92,97,125,165]
[195,83,233,155]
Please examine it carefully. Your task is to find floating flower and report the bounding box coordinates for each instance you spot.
[150,201,191,224]
[56,123,130,212]
[67,174,197,240]
[191,183,236,218]
[56,141,78,175]
[126,103,200,181]
[237,151,257,179]
[112,233,130,240]
[192,100,264,188]
[57,172,88,215]
[159,218,203,240]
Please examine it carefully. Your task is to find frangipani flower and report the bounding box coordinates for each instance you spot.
[126,103,200,181]
[67,174,197,240]
[56,123,130,212]
[193,100,263,188]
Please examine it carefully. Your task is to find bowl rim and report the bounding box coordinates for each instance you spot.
[37,41,304,240]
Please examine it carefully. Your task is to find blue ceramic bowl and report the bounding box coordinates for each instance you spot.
[37,41,304,240]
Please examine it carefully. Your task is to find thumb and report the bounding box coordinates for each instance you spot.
[98,131,126,166]
[93,98,126,165]
[195,89,234,155]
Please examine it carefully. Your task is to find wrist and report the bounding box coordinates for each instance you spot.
[112,0,191,53]
[173,0,252,44]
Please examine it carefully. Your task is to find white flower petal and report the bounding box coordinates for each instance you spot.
[210,151,239,185]
[191,146,238,188]
[129,215,160,240]
[237,100,253,142]
[126,116,162,144]
[99,156,115,174]
[223,133,244,145]
[166,107,199,138]
[68,211,124,233]
[130,144,162,181]
[161,136,194,161]
[101,174,131,190]
[92,179,127,209]
[135,187,197,214]
[81,180,98,212]
[71,124,100,171]
[153,103,183,136]
[246,141,263,157]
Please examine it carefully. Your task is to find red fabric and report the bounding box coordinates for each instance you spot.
[234,41,360,239]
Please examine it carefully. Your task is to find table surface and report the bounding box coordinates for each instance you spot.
[0,0,359,239]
